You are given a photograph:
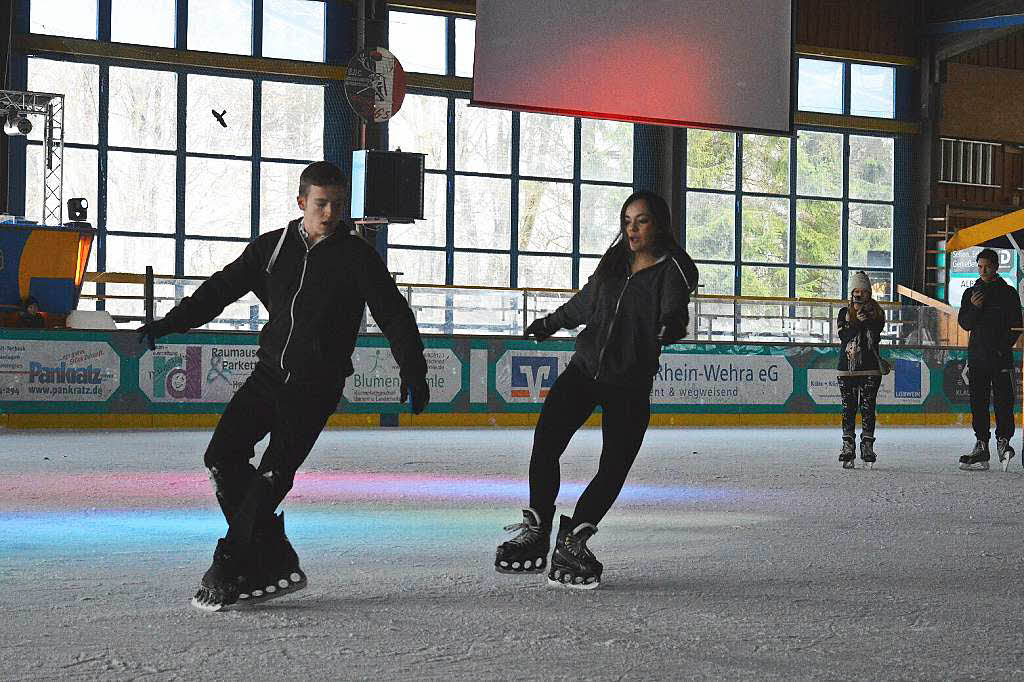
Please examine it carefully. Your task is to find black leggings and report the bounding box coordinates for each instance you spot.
[839,375,881,442]
[203,363,343,544]
[528,363,651,526]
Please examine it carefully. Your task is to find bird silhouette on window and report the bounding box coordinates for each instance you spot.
[211,109,228,127]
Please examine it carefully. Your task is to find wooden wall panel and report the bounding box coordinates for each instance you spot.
[953,32,1024,70]
[939,63,1024,145]
[795,0,916,56]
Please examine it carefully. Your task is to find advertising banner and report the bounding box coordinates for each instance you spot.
[0,339,119,401]
[495,346,795,406]
[344,346,461,404]
[1,329,1013,423]
[651,351,793,405]
[140,344,259,403]
[948,246,1016,307]
[807,363,930,406]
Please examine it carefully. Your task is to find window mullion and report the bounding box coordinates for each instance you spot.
[572,117,582,288]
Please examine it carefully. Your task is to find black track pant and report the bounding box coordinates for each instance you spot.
[528,363,651,527]
[968,365,1015,442]
[838,375,881,442]
[203,362,343,544]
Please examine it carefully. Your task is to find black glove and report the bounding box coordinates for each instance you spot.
[525,317,554,342]
[656,321,687,346]
[136,318,173,351]
[399,375,430,415]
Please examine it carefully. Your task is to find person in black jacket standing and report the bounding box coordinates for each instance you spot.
[494,191,697,589]
[957,247,1023,472]
[137,161,431,611]
[836,271,886,469]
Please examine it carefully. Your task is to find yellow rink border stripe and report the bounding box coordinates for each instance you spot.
[1,412,975,429]
[398,412,973,427]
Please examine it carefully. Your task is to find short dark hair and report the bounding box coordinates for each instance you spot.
[298,161,345,197]
[977,248,999,266]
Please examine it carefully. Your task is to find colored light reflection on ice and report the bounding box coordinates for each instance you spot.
[0,472,735,508]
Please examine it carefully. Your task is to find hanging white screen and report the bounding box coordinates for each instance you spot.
[472,0,792,134]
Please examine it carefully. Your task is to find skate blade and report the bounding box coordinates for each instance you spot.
[863,462,874,470]
[190,595,240,613]
[547,577,600,590]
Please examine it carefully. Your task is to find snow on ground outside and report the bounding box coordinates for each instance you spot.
[1,426,1022,681]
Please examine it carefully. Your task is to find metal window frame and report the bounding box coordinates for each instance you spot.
[13,0,339,312]
[686,125,896,300]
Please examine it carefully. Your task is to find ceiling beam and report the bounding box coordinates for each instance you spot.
[934,24,1024,62]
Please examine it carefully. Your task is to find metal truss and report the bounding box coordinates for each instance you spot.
[0,89,65,225]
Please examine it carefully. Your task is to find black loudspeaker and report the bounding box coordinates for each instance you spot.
[351,150,425,223]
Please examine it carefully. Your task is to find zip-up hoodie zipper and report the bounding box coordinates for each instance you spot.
[278,223,330,383]
[593,255,673,380]
[594,274,631,380]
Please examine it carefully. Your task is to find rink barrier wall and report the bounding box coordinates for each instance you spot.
[0,329,1014,429]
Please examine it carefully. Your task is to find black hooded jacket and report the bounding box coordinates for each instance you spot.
[542,248,697,390]
[958,276,1023,370]
[159,218,427,385]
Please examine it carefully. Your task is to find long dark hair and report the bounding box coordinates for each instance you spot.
[592,191,680,282]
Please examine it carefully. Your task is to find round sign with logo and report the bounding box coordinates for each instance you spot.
[344,47,407,123]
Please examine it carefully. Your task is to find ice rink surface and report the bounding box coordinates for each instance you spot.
[2,425,1023,681]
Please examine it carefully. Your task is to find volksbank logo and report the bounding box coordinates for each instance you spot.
[510,355,557,401]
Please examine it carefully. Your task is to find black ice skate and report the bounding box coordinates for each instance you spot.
[860,438,877,470]
[839,439,856,470]
[240,512,308,604]
[996,437,1016,473]
[191,538,250,612]
[959,440,990,471]
[547,515,602,590]
[495,508,551,574]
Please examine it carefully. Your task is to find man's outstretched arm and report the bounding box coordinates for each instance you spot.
[138,241,262,349]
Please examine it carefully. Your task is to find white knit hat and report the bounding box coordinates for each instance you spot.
[849,271,872,296]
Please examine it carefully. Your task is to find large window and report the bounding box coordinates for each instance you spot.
[797,57,896,121]
[388,94,633,289]
[680,55,901,301]
[685,127,895,300]
[385,13,633,289]
[17,1,903,329]
[21,16,326,325]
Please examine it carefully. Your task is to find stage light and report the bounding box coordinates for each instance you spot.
[67,198,88,222]
[3,108,31,136]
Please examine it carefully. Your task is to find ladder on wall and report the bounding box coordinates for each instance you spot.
[924,205,1002,302]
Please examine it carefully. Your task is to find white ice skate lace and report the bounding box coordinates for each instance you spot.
[503,521,541,546]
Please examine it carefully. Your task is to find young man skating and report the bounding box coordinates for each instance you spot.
[138,161,430,610]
